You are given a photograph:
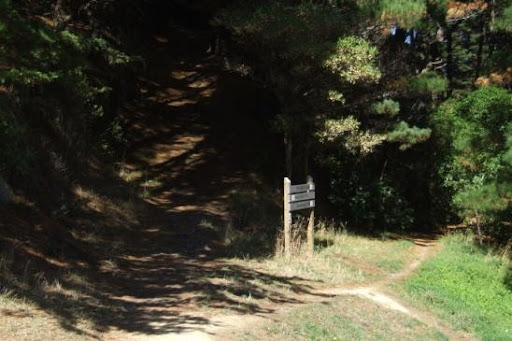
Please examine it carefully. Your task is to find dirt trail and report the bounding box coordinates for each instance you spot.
[198,237,475,341]
[90,26,473,341]
[96,25,289,340]
[313,238,476,341]
[142,236,475,341]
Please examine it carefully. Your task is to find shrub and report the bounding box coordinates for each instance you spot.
[432,86,512,240]
[0,0,133,174]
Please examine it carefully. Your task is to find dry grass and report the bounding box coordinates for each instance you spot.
[0,279,99,341]
[0,180,146,341]
[228,222,414,287]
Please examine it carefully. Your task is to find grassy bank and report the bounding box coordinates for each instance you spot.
[398,234,512,340]
[228,226,415,286]
[237,295,448,341]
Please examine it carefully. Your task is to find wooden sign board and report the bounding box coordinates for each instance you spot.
[284,176,316,257]
[290,199,315,212]
[290,191,315,203]
[290,183,315,194]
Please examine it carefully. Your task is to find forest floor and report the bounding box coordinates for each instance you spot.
[0,24,481,340]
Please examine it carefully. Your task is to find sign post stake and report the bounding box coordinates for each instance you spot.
[307,176,315,256]
[284,177,292,257]
[284,177,315,257]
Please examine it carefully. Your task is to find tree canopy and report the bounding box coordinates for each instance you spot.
[1,0,512,242]
[215,0,512,238]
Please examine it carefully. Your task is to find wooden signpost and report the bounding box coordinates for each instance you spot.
[283,176,315,257]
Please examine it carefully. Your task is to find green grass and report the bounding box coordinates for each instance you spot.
[237,295,448,341]
[399,234,512,341]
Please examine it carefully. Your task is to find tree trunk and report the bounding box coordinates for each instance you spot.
[474,19,486,84]
[445,26,454,96]
[306,175,314,256]
[283,177,291,257]
[285,133,293,179]
[303,139,311,183]
[474,210,483,245]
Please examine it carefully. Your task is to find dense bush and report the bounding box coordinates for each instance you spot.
[324,151,415,231]
[0,0,132,175]
[432,86,512,238]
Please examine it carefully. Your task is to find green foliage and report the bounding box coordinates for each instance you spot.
[88,37,133,66]
[403,234,512,340]
[408,72,449,97]
[218,1,440,232]
[452,184,508,218]
[218,0,395,216]
[425,0,448,23]
[433,87,512,234]
[387,121,432,150]
[371,99,400,117]
[325,36,381,85]
[380,0,426,27]
[495,2,512,31]
[503,123,512,165]
[216,1,380,112]
[317,117,361,143]
[328,159,415,230]
[216,1,350,64]
[0,0,133,174]
[317,117,387,154]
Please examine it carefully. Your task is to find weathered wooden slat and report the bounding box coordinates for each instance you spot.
[290,200,315,212]
[306,175,315,256]
[289,191,315,203]
[290,183,315,194]
[284,177,292,256]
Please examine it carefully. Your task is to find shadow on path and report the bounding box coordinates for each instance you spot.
[0,22,315,339]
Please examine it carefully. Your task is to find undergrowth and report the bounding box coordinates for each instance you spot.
[228,221,414,285]
[0,0,136,178]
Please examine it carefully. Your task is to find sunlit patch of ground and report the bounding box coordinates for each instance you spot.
[234,295,449,341]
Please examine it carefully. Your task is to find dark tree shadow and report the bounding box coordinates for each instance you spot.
[0,20,319,339]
